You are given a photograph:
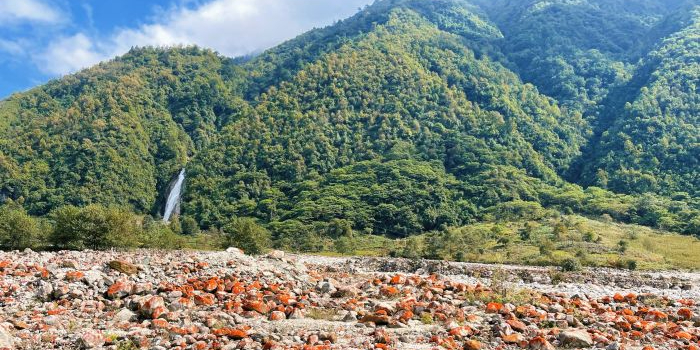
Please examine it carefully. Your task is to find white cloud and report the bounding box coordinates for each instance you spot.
[33,0,372,76]
[34,33,104,75]
[0,39,25,55]
[0,0,62,24]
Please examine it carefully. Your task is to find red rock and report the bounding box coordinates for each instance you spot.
[506,318,527,332]
[463,340,482,350]
[140,296,166,319]
[673,331,692,340]
[243,300,269,314]
[502,333,525,344]
[485,302,503,313]
[269,311,286,321]
[106,281,132,299]
[213,328,248,339]
[380,286,400,297]
[359,314,390,325]
[194,293,216,306]
[152,319,169,329]
[528,336,555,350]
[65,271,85,282]
[205,278,219,292]
[389,275,405,285]
[448,326,474,339]
[108,260,138,275]
[678,308,693,320]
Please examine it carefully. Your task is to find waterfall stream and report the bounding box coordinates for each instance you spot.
[163,169,185,222]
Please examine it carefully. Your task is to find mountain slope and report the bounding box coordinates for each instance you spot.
[183,8,586,234]
[580,8,700,196]
[0,48,244,214]
[0,0,699,242]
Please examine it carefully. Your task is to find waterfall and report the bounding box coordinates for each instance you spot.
[163,169,185,222]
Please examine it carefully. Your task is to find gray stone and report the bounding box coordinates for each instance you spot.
[559,329,593,348]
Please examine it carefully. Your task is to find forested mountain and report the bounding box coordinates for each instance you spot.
[1,0,700,249]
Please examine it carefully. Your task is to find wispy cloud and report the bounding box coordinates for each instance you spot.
[33,34,104,75]
[0,39,25,55]
[0,0,62,24]
[33,0,371,76]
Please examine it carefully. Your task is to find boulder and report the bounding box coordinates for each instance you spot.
[108,260,138,275]
[0,324,14,349]
[559,329,593,348]
[78,329,104,349]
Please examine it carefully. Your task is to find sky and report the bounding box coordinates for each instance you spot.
[0,0,373,98]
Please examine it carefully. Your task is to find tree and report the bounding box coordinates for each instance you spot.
[181,216,201,235]
[50,205,140,250]
[222,217,271,254]
[0,203,43,250]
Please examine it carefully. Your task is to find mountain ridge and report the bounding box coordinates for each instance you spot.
[1,0,700,243]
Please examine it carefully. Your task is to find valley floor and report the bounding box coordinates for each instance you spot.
[0,249,697,349]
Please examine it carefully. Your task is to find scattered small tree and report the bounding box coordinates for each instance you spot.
[560,258,582,272]
[0,203,43,250]
[181,216,201,235]
[222,217,271,254]
[617,239,629,253]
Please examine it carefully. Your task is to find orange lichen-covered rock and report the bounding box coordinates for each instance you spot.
[613,293,625,303]
[194,293,216,306]
[380,286,400,297]
[485,302,503,314]
[677,308,693,320]
[243,300,269,314]
[528,336,555,350]
[359,314,390,325]
[463,340,482,350]
[502,333,525,344]
[213,328,248,339]
[65,271,85,282]
[673,331,692,340]
[106,280,132,299]
[448,325,474,339]
[389,275,405,285]
[506,318,527,332]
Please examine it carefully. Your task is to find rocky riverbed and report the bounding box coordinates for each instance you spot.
[0,249,697,349]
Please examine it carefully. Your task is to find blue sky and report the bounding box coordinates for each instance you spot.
[0,0,373,98]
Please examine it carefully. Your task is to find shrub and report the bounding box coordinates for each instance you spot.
[222,217,271,254]
[582,231,596,242]
[181,216,201,235]
[625,259,638,270]
[400,236,422,259]
[560,258,582,272]
[0,203,43,250]
[334,236,356,255]
[141,223,186,249]
[617,239,629,253]
[50,205,141,250]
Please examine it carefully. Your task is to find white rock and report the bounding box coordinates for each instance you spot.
[0,323,14,349]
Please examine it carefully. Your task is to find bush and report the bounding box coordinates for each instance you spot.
[625,259,638,270]
[400,236,422,259]
[181,216,201,235]
[617,239,629,253]
[0,203,44,250]
[560,258,582,272]
[49,205,141,250]
[222,217,271,254]
[334,236,356,255]
[141,223,186,249]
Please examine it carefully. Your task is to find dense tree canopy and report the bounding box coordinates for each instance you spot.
[1,0,699,248]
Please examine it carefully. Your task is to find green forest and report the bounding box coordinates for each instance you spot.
[1,0,699,268]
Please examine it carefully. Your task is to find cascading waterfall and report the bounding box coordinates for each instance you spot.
[163,169,185,222]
